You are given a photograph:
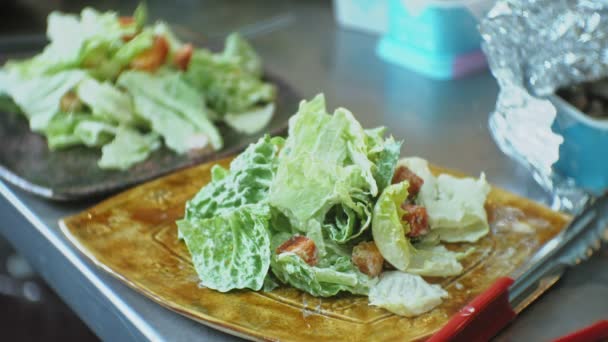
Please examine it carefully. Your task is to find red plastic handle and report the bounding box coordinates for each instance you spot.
[428,276,516,342]
[553,320,608,342]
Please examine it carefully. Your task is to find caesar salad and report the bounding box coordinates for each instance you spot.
[0,4,276,171]
[177,94,491,317]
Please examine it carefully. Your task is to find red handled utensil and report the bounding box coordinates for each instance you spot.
[429,193,608,342]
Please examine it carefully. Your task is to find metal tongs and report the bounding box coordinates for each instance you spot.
[429,193,608,342]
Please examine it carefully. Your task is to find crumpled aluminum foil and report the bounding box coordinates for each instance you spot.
[479,0,608,212]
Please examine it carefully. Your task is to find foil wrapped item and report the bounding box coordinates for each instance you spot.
[479,0,608,212]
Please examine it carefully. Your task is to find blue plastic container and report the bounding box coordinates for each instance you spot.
[550,95,608,194]
[377,0,491,79]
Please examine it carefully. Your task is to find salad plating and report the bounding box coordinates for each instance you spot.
[0,4,275,170]
[178,94,491,317]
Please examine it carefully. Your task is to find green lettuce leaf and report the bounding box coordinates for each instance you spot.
[112,29,154,67]
[4,8,136,78]
[76,78,139,125]
[4,70,86,131]
[371,182,413,271]
[118,70,222,153]
[177,204,272,292]
[133,2,148,29]
[186,135,283,220]
[366,128,402,193]
[224,103,274,134]
[270,94,391,243]
[271,252,375,297]
[44,111,117,150]
[398,157,490,243]
[222,32,262,77]
[372,181,464,277]
[98,126,160,170]
[369,271,448,317]
[426,174,490,243]
[184,45,275,116]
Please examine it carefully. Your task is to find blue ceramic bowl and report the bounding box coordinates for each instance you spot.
[550,95,608,194]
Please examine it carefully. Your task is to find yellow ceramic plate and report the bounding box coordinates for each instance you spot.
[60,157,570,341]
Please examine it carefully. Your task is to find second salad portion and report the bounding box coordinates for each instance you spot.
[178,94,491,317]
[0,4,275,170]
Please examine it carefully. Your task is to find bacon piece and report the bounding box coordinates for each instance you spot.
[351,241,384,277]
[391,165,424,199]
[401,204,430,238]
[276,236,318,266]
[173,43,194,71]
[130,36,169,72]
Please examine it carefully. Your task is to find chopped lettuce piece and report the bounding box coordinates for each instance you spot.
[224,103,274,134]
[427,174,491,242]
[98,126,160,170]
[222,32,262,77]
[4,70,86,131]
[112,29,154,67]
[369,271,447,317]
[5,8,136,78]
[184,46,275,115]
[269,95,392,243]
[76,78,139,125]
[74,120,117,147]
[118,70,222,153]
[406,245,464,277]
[133,2,148,29]
[177,204,272,292]
[44,112,93,149]
[366,128,402,193]
[271,253,375,297]
[371,181,413,271]
[372,181,465,276]
[399,157,491,243]
[185,135,283,220]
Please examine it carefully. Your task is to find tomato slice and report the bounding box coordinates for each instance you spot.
[130,36,169,72]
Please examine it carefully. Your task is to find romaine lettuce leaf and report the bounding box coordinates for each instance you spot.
[74,120,117,147]
[5,8,136,78]
[177,204,272,292]
[186,135,283,220]
[369,271,447,317]
[184,45,275,115]
[117,70,222,153]
[76,78,139,125]
[371,181,413,271]
[112,29,154,67]
[98,126,160,170]
[366,128,402,193]
[4,70,86,131]
[224,103,274,134]
[222,32,262,77]
[406,245,464,277]
[44,112,93,149]
[271,252,375,297]
[399,157,490,243]
[372,181,465,276]
[269,95,392,243]
[426,174,491,242]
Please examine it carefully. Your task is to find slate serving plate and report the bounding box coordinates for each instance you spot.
[0,36,299,200]
[60,156,571,342]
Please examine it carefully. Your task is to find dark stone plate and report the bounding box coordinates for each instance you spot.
[0,38,300,201]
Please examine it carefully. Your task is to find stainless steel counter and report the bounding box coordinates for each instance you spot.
[0,1,606,341]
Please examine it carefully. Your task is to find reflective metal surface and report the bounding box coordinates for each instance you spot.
[0,1,606,341]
